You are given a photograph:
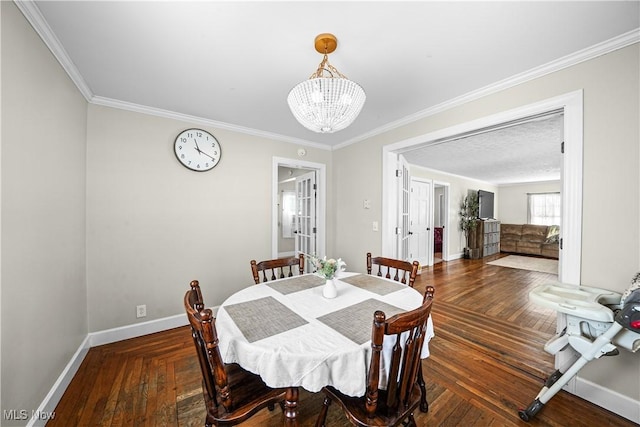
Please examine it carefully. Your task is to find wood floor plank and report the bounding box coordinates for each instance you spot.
[48,256,637,426]
[142,356,159,427]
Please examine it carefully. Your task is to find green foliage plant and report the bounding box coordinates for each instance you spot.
[459,192,479,252]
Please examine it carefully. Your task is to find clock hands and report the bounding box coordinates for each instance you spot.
[198,150,217,161]
[192,144,217,162]
[193,139,202,155]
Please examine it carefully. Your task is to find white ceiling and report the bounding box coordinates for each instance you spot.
[20,1,639,183]
[402,112,564,185]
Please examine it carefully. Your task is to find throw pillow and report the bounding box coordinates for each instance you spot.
[545,225,560,243]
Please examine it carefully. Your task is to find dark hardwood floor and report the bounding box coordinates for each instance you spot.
[48,255,638,426]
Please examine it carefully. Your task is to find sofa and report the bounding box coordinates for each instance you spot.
[500,224,560,259]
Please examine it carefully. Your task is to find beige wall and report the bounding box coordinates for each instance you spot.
[332,141,382,273]
[85,104,332,331]
[1,2,88,421]
[334,44,639,400]
[498,181,561,224]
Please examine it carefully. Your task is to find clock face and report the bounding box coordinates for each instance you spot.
[174,129,221,171]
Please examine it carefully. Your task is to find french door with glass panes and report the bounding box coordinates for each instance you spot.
[398,155,411,261]
[294,171,316,270]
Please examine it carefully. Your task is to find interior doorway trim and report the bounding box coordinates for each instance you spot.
[382,90,583,286]
[272,157,326,259]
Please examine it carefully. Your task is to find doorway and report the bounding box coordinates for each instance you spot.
[382,91,583,286]
[433,182,449,264]
[272,157,326,263]
[408,178,449,267]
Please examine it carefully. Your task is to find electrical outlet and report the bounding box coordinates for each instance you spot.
[372,221,379,232]
[136,304,147,318]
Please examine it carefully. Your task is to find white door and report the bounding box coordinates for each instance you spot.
[294,171,316,269]
[397,155,411,261]
[410,179,432,266]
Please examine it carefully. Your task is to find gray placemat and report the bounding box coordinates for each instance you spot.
[266,274,325,295]
[223,296,308,343]
[340,274,407,295]
[317,299,406,344]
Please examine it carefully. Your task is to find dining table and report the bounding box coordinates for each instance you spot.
[215,271,435,426]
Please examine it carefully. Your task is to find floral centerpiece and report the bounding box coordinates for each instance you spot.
[308,255,346,279]
[306,254,346,298]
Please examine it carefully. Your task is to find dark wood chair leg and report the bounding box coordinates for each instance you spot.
[417,364,428,412]
[315,396,332,427]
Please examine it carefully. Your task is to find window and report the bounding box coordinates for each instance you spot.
[528,192,561,225]
[281,191,296,238]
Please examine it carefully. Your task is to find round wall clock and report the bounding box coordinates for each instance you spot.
[174,128,222,171]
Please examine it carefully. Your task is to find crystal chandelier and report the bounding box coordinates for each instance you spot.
[287,33,366,134]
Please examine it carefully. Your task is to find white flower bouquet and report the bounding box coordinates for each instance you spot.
[308,254,346,280]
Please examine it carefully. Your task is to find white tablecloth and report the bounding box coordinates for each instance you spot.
[216,272,434,397]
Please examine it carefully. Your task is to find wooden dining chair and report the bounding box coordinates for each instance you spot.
[250,254,304,284]
[184,280,286,426]
[367,252,420,288]
[367,252,428,411]
[315,286,435,427]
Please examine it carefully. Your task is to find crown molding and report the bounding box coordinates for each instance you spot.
[14,0,326,150]
[90,96,330,150]
[14,0,94,101]
[333,28,640,151]
[15,0,638,151]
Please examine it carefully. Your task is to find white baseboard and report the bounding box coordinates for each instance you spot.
[574,377,640,424]
[27,335,91,427]
[551,319,639,423]
[31,310,220,426]
[88,313,189,347]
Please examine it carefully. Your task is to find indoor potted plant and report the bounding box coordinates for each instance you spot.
[459,192,480,258]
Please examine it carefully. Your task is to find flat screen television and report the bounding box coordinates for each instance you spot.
[477,190,495,219]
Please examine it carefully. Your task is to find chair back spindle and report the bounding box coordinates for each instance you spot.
[250,254,304,284]
[367,252,419,288]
